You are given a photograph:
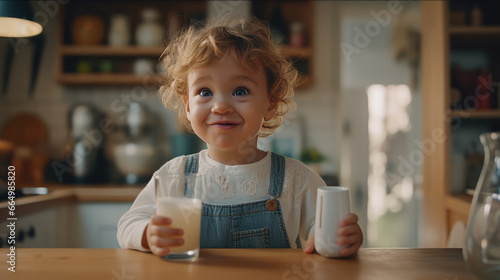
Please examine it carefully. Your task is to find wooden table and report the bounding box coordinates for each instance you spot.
[0,248,479,280]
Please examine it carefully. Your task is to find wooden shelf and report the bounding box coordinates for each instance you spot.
[57,73,163,86]
[450,26,500,34]
[448,109,500,119]
[450,26,500,45]
[57,2,314,87]
[60,45,164,57]
[57,45,312,86]
[60,45,310,58]
[280,46,312,58]
[56,1,206,87]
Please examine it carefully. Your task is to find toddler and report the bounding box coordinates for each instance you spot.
[117,17,362,257]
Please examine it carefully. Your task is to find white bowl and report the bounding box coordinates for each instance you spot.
[113,143,157,176]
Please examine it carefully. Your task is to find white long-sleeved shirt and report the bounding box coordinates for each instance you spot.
[117,150,325,250]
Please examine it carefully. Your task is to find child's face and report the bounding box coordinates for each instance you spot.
[184,52,277,154]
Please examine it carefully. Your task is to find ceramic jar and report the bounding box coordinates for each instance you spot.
[72,15,105,45]
[133,58,154,75]
[108,14,130,46]
[135,8,164,46]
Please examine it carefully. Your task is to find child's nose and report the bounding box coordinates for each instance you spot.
[211,96,233,115]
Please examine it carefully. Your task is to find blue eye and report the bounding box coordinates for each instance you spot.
[199,89,213,97]
[233,88,249,96]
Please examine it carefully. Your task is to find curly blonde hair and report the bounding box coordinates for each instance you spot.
[158,17,298,137]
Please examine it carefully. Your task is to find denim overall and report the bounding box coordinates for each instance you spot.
[184,153,291,248]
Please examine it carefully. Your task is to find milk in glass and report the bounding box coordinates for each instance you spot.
[157,197,202,256]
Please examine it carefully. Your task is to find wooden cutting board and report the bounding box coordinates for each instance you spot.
[1,113,49,186]
[1,113,48,148]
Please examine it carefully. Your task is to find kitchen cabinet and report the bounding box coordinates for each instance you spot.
[56,1,315,87]
[0,205,66,248]
[0,187,139,248]
[56,1,206,86]
[0,202,132,249]
[421,1,500,247]
[71,202,133,248]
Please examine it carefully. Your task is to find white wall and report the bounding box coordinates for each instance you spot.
[293,1,341,175]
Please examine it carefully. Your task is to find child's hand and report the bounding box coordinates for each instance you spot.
[303,213,363,257]
[336,213,363,256]
[142,215,184,257]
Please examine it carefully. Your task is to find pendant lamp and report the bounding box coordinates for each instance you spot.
[0,1,42,37]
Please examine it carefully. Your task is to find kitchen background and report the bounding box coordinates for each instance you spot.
[0,1,423,248]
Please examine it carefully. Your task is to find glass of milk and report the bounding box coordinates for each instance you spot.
[154,173,204,261]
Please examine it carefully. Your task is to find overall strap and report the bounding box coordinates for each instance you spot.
[185,153,199,175]
[268,153,285,197]
[184,153,199,196]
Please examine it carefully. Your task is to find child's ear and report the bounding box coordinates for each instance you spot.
[264,100,278,121]
[183,95,191,121]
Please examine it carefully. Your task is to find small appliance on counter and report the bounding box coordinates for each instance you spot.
[112,102,159,184]
[63,103,108,184]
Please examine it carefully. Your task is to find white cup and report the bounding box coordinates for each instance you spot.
[314,186,350,258]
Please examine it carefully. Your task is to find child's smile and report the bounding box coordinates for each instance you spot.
[184,52,277,164]
[209,120,240,129]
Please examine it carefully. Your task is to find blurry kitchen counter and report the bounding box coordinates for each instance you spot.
[0,185,142,220]
[55,184,143,202]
